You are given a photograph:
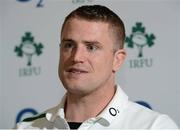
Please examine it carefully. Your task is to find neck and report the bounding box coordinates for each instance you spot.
[65,83,116,122]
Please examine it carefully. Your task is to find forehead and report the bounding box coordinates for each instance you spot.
[62,18,111,36]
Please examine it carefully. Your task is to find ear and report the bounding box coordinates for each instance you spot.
[113,49,126,72]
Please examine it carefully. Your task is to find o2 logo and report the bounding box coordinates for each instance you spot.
[17,0,44,7]
[16,108,38,123]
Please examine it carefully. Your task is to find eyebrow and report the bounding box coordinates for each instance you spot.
[61,38,75,43]
[82,40,101,45]
[61,38,102,45]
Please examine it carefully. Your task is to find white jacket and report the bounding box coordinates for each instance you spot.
[15,85,179,129]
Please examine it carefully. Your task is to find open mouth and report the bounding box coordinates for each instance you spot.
[67,68,88,74]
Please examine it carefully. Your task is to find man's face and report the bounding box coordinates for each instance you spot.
[59,18,124,95]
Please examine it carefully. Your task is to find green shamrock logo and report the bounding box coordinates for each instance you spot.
[14,32,44,66]
[125,22,155,57]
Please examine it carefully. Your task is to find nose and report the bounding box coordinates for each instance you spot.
[71,46,86,63]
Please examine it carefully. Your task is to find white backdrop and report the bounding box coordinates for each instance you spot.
[0,1,2,128]
[0,1,3,126]
[0,0,179,128]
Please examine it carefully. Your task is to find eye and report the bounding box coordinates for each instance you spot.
[86,44,99,52]
[63,42,75,49]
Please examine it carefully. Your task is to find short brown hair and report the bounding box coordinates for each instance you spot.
[61,5,125,50]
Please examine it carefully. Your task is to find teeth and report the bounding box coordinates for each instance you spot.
[71,69,82,73]
[72,70,79,73]
[67,68,87,73]
[73,71,81,73]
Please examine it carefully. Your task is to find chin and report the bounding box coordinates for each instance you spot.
[66,86,89,96]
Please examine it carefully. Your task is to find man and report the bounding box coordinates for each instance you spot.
[15,5,178,129]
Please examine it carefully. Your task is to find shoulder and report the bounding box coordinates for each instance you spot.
[14,106,58,129]
[15,112,48,129]
[122,101,178,128]
[127,101,159,117]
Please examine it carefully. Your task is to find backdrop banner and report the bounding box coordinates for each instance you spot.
[0,0,179,128]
